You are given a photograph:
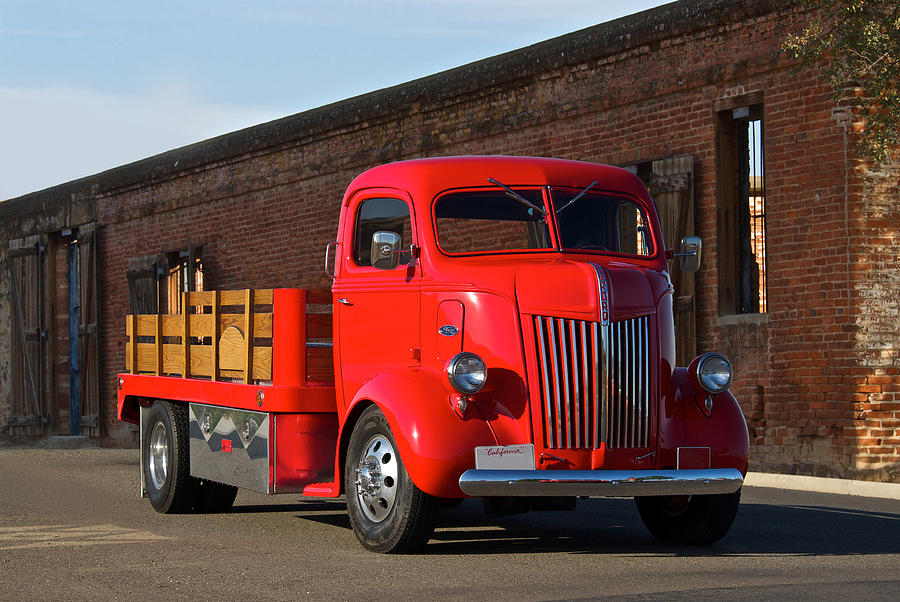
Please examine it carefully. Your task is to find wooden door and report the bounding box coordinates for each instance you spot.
[7,235,49,434]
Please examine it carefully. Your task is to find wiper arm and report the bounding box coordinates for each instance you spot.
[555,180,598,214]
[487,177,545,216]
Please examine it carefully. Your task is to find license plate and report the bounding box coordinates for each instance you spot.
[474,444,535,470]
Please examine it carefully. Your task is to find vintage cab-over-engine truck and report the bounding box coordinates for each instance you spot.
[117,156,749,552]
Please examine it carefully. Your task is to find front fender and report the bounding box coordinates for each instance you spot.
[669,368,750,476]
[341,369,498,498]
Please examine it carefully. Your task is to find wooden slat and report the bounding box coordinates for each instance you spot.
[133,315,159,336]
[162,344,185,375]
[185,291,216,307]
[220,289,273,306]
[307,289,332,304]
[243,289,254,384]
[219,313,272,338]
[216,348,272,381]
[188,314,215,338]
[162,314,183,337]
[212,290,220,381]
[306,313,333,339]
[155,314,163,376]
[129,314,138,374]
[182,291,190,378]
[307,348,334,382]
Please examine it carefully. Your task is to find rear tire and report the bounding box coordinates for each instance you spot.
[635,488,741,545]
[345,406,439,553]
[143,401,199,513]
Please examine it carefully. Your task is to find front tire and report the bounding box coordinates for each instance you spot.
[143,401,199,513]
[635,488,741,545]
[344,406,439,553]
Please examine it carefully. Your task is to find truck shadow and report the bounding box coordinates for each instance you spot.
[425,497,900,556]
[234,495,900,557]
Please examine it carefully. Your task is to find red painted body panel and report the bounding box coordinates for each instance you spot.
[273,413,338,493]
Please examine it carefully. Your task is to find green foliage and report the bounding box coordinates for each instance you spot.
[784,0,900,164]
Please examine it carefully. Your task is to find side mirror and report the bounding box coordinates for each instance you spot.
[370,231,401,270]
[677,235,702,273]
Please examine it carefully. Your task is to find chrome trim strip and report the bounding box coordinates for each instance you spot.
[459,468,743,497]
[535,317,554,448]
[305,341,333,348]
[589,263,611,326]
[560,318,572,446]
[549,319,563,446]
[643,316,650,446]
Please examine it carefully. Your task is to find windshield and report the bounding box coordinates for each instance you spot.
[434,190,551,254]
[433,187,654,257]
[553,189,654,256]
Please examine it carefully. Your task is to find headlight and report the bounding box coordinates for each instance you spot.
[446,352,487,394]
[695,352,732,394]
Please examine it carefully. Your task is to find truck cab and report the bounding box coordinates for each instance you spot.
[331,157,748,550]
[118,156,749,553]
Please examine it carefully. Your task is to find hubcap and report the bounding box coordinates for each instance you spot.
[354,434,398,522]
[148,421,169,490]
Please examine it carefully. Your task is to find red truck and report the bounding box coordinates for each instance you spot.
[117,156,749,552]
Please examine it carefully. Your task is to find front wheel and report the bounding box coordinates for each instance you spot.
[344,406,439,553]
[635,488,741,545]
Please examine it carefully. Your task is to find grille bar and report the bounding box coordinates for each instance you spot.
[534,315,651,450]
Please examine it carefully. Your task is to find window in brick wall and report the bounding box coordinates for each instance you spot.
[715,92,768,315]
[126,245,202,315]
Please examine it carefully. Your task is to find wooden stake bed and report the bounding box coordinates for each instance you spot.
[118,288,336,421]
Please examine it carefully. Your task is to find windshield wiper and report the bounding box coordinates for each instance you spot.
[555,180,598,214]
[487,177,545,217]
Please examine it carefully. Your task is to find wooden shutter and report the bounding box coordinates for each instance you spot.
[634,156,697,366]
[76,224,101,433]
[7,235,49,433]
[126,255,162,315]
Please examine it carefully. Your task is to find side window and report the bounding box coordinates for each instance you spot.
[353,198,412,267]
[715,94,767,315]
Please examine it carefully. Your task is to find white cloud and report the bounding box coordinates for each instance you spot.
[0,85,283,201]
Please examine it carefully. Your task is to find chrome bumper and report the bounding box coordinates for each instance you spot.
[458,468,744,497]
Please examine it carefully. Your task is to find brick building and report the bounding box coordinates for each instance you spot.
[2,0,898,481]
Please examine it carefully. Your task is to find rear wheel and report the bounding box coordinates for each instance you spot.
[635,488,741,545]
[143,401,199,513]
[344,406,439,553]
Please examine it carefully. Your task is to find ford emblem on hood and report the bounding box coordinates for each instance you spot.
[439,325,459,337]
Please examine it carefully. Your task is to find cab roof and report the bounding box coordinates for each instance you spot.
[344,156,651,205]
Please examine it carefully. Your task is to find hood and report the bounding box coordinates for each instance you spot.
[515,260,657,322]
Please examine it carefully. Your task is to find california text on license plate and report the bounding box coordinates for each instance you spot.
[474,444,535,470]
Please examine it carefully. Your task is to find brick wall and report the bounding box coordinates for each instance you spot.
[4,0,898,480]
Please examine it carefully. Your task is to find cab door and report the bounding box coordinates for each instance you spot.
[333,190,421,410]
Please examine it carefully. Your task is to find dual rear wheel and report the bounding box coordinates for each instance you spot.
[143,401,237,514]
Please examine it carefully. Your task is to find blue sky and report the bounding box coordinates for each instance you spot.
[1,0,670,200]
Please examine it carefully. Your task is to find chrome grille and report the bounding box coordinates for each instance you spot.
[533,315,652,449]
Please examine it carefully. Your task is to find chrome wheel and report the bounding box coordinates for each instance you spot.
[354,434,398,522]
[148,421,169,490]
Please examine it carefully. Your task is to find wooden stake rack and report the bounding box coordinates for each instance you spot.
[125,288,333,385]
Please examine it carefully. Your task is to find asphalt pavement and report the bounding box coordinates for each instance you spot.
[0,448,898,600]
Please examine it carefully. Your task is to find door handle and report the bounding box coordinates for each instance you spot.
[337,298,352,306]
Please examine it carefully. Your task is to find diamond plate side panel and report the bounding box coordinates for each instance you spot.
[189,403,271,493]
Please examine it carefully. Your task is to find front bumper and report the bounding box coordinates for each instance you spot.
[458,468,743,497]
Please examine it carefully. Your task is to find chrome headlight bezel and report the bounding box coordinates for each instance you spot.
[446,352,487,395]
[694,352,733,394]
